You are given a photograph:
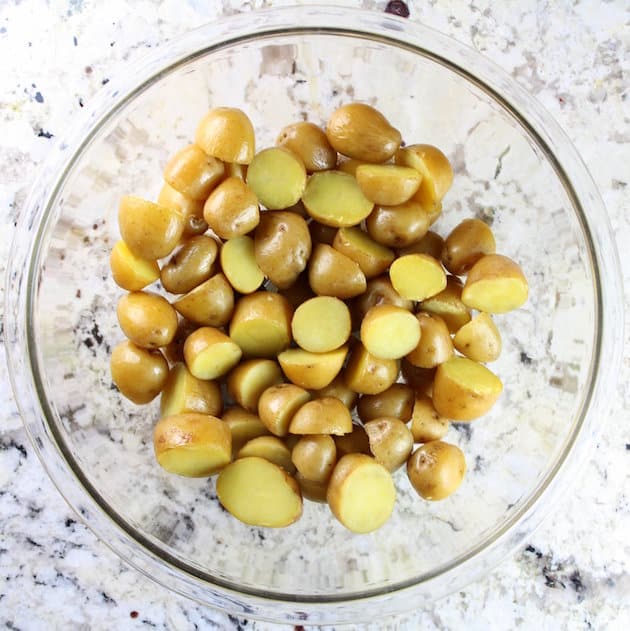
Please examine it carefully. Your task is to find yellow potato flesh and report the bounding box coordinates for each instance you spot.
[220,236,265,294]
[419,276,471,334]
[291,296,351,353]
[288,397,353,435]
[453,312,502,362]
[237,436,295,474]
[160,363,222,418]
[257,384,311,437]
[355,164,422,206]
[110,240,160,291]
[332,226,395,278]
[278,346,348,390]
[223,407,271,454]
[184,327,242,380]
[410,395,449,443]
[360,304,421,360]
[226,359,283,413]
[389,254,447,301]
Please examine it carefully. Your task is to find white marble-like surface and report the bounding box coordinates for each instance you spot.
[0,1,628,629]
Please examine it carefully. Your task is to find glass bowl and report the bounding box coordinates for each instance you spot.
[5,5,623,625]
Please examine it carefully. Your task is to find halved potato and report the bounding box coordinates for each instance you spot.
[419,275,471,334]
[311,374,358,410]
[357,383,415,424]
[276,121,337,172]
[453,312,502,362]
[410,395,450,443]
[398,230,444,260]
[237,436,295,473]
[223,407,271,454]
[389,254,446,301]
[291,434,337,482]
[117,291,178,349]
[203,176,260,239]
[289,397,353,435]
[173,273,235,327]
[160,235,219,295]
[351,275,413,326]
[110,341,168,404]
[110,240,160,291]
[332,227,395,279]
[344,342,399,395]
[258,383,311,437]
[442,218,496,275]
[364,417,414,472]
[360,304,421,360]
[278,345,348,390]
[195,107,255,164]
[227,358,284,412]
[407,441,466,500]
[365,200,431,248]
[291,296,351,353]
[160,362,223,418]
[183,327,242,380]
[334,425,372,457]
[309,244,367,299]
[163,144,225,200]
[157,182,207,237]
[296,473,329,503]
[355,164,422,206]
[405,313,453,369]
[220,236,265,294]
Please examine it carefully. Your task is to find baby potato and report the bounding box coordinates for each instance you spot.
[432,356,503,420]
[311,374,358,410]
[163,144,225,200]
[351,275,413,326]
[195,107,255,164]
[401,361,435,397]
[173,273,234,327]
[296,473,329,503]
[407,441,466,500]
[364,417,414,472]
[223,407,271,454]
[302,170,374,227]
[110,340,168,404]
[419,275,471,334]
[153,413,232,477]
[366,200,431,248]
[355,164,422,206]
[224,162,248,181]
[276,121,337,172]
[216,457,302,527]
[334,425,371,456]
[336,158,366,177]
[398,230,445,260]
[220,236,265,294]
[279,272,315,310]
[183,326,242,380]
[291,296,351,353]
[326,103,402,163]
[160,235,219,295]
[203,176,260,239]
[442,218,496,275]
[254,211,311,289]
[332,227,395,279]
[289,397,353,436]
[453,312,502,362]
[110,240,160,291]
[229,292,293,358]
[308,244,367,299]
[410,395,449,443]
[291,434,337,482]
[461,254,529,313]
[278,345,348,390]
[390,253,446,301]
[309,220,338,246]
[406,313,453,369]
[227,358,284,413]
[357,383,415,424]
[247,147,307,210]
[258,383,311,437]
[344,342,399,395]
[117,291,178,349]
[157,182,207,237]
[327,453,396,533]
[360,304,421,360]
[118,195,184,260]
[160,362,222,418]
[237,436,295,474]
[162,320,197,365]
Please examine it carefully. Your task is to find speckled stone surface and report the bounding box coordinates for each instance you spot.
[0,1,628,629]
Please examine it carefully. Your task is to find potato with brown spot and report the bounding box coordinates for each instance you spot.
[442,218,496,275]
[276,121,337,172]
[364,417,414,472]
[407,441,466,500]
[357,383,414,424]
[203,177,260,239]
[160,235,219,295]
[117,291,178,349]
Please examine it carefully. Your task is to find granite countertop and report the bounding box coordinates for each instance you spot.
[0,1,628,629]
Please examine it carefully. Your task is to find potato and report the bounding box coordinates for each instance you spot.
[461,254,529,313]
[160,235,219,295]
[224,162,248,181]
[453,312,502,362]
[289,397,353,435]
[308,244,367,299]
[309,220,338,246]
[258,383,311,437]
[407,441,466,500]
[302,171,374,227]
[389,254,446,301]
[254,211,311,289]
[278,345,348,390]
[220,236,265,294]
[336,158,366,177]
[401,361,435,397]
[326,103,402,163]
[223,407,271,454]
[327,454,396,533]
[332,227,395,279]
[291,296,351,353]
[365,200,431,248]
[351,275,413,326]
[344,342,399,395]
[419,275,471,334]
[296,473,329,503]
[183,327,242,380]
[117,291,178,349]
[157,182,207,237]
[276,121,337,172]
[163,144,225,200]
[153,413,231,477]
[247,147,307,210]
[355,164,422,206]
[237,436,295,474]
[227,358,283,412]
[410,395,449,443]
[360,304,421,360]
[110,240,160,291]
[357,383,414,424]
[432,356,503,420]
[442,218,496,275]
[160,362,223,418]
[398,230,444,260]
[405,313,453,369]
[311,374,358,410]
[229,292,293,358]
[118,195,184,260]
[278,272,315,310]
[364,418,414,472]
[110,341,168,404]
[195,107,255,164]
[163,320,197,365]
[334,425,371,456]
[173,273,234,327]
[217,456,302,527]
[291,435,337,482]
[203,177,260,240]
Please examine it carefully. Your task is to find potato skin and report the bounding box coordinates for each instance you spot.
[364,417,414,472]
[407,441,466,500]
[195,107,255,164]
[117,291,178,349]
[405,313,453,369]
[442,218,496,276]
[160,235,219,295]
[110,341,168,404]
[203,177,260,240]
[276,121,337,172]
[357,383,415,423]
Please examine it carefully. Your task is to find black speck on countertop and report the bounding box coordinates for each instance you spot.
[34,91,44,103]
[520,351,533,365]
[37,128,54,138]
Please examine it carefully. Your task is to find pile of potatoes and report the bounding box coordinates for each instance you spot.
[110,103,528,533]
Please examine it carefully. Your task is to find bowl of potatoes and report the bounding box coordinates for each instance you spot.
[6,5,622,625]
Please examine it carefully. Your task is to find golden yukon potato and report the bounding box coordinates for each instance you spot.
[160,362,222,418]
[227,358,283,413]
[296,473,329,503]
[291,434,337,482]
[407,441,466,500]
[311,374,358,410]
[332,227,395,279]
[203,177,260,239]
[308,244,367,299]
[401,361,435,397]
[258,383,311,437]
[461,254,529,313]
[289,397,353,435]
[160,235,219,295]
[326,103,401,163]
[110,340,168,404]
[153,413,231,477]
[173,273,234,327]
[229,292,293,358]
[366,200,431,248]
[355,164,422,206]
[406,313,453,369]
[118,196,184,260]
[389,254,447,301]
[344,342,399,395]
[360,304,421,360]
[334,425,371,457]
[336,158,366,177]
[157,182,207,237]
[398,230,444,260]
[247,147,307,210]
[117,291,178,349]
[279,272,315,310]
[223,407,271,454]
[442,218,496,275]
[195,107,255,164]
[220,236,265,294]
[254,211,311,289]
[327,453,396,533]
[217,456,302,527]
[183,326,242,380]
[302,171,374,227]
[453,312,502,362]
[237,436,295,474]
[291,296,351,353]
[351,275,413,326]
[163,144,225,200]
[110,240,160,291]
[432,356,503,420]
[309,220,338,246]
[410,395,449,443]
[224,162,248,181]
[357,383,415,424]
[276,121,337,172]
[278,345,348,390]
[364,417,414,472]
[419,275,471,334]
